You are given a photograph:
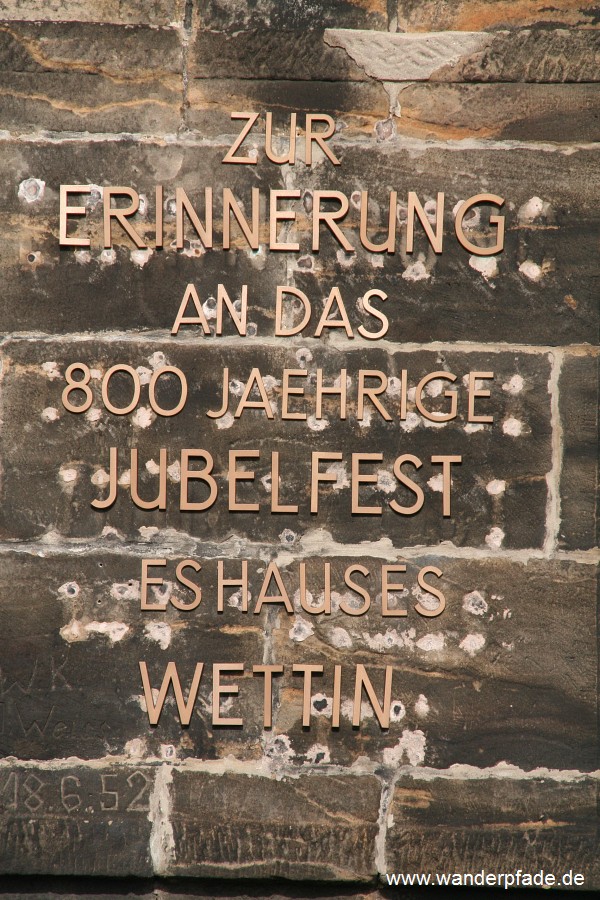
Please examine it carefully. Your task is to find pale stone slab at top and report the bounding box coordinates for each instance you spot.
[325,28,600,83]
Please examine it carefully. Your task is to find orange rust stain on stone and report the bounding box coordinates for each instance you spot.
[347,0,388,19]
[399,0,596,31]
[395,111,497,141]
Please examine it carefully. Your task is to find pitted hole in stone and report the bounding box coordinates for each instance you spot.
[165,198,177,217]
[463,590,488,616]
[19,177,45,203]
[247,322,258,336]
[152,581,173,603]
[423,199,438,223]
[502,417,523,437]
[85,186,103,210]
[336,249,355,268]
[59,581,80,599]
[297,255,314,270]
[452,200,480,229]
[264,734,294,761]
[390,701,406,723]
[100,248,117,266]
[302,191,313,214]
[313,697,328,713]
[375,117,395,141]
[295,347,313,367]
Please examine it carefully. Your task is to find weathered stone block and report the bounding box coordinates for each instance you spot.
[169,770,381,880]
[0,553,266,760]
[394,1,599,32]
[189,30,367,82]
[0,23,183,135]
[385,776,599,887]
[0,342,552,549]
[559,353,599,552]
[269,558,597,770]
[292,143,600,346]
[0,763,154,875]
[326,28,600,84]
[186,79,389,141]
[387,83,600,143]
[1,140,597,345]
[0,0,185,25]
[197,0,388,32]
[0,140,289,334]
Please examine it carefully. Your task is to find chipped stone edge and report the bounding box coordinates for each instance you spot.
[544,349,564,555]
[324,29,496,83]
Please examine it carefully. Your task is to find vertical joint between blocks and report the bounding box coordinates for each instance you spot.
[543,349,564,557]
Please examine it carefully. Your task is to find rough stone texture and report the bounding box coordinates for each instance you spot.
[189,26,600,84]
[292,144,599,347]
[1,142,598,344]
[186,80,389,141]
[269,558,597,770]
[0,342,553,548]
[185,80,600,143]
[0,886,394,900]
[326,28,600,83]
[0,764,154,876]
[196,0,389,32]
[385,776,599,883]
[0,23,183,134]
[388,83,600,142]
[189,30,367,82]
[169,771,381,880]
[0,1,185,25]
[0,551,594,770]
[0,552,267,760]
[0,0,598,892]
[394,0,600,32]
[559,354,599,553]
